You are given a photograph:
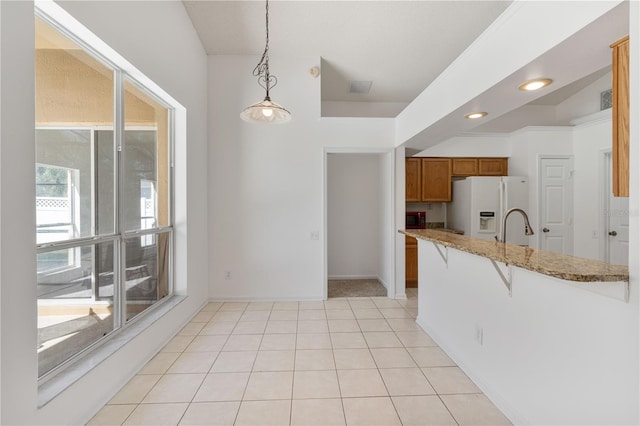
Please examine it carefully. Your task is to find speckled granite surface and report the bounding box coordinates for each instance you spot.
[400,229,629,283]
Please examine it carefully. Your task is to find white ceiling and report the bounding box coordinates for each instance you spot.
[183,0,628,141]
[183,1,511,108]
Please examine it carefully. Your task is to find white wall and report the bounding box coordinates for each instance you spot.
[322,101,407,118]
[378,151,395,293]
[0,1,209,424]
[414,134,510,158]
[207,55,395,301]
[507,127,574,249]
[417,241,638,425]
[327,153,380,279]
[628,4,640,414]
[394,146,407,298]
[406,203,446,224]
[556,71,612,123]
[395,1,622,148]
[572,112,612,260]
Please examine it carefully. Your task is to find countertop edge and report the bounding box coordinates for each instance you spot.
[400,229,629,283]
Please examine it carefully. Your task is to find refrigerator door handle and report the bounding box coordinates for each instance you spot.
[499,180,505,239]
[503,180,509,213]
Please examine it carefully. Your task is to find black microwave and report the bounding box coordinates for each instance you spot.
[406,211,426,229]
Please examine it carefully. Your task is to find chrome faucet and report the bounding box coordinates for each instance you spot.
[501,208,534,243]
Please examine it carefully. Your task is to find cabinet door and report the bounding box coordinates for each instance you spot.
[611,36,629,197]
[452,158,478,176]
[405,237,418,288]
[405,158,422,202]
[478,158,508,176]
[421,158,451,202]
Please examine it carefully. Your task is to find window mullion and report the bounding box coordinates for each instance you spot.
[114,69,125,329]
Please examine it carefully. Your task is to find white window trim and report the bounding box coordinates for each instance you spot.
[34,0,187,402]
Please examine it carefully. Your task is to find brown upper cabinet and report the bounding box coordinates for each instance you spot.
[421,158,452,202]
[451,158,478,176]
[611,35,629,197]
[406,157,508,202]
[451,157,508,177]
[478,158,508,176]
[405,158,422,202]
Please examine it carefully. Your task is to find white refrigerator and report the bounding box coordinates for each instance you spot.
[447,176,530,246]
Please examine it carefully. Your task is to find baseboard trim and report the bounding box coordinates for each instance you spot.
[208,296,324,302]
[327,275,378,280]
[416,315,526,425]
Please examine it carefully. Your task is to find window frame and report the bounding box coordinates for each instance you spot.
[35,7,176,383]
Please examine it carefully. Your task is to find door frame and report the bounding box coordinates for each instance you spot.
[599,149,611,261]
[600,148,629,264]
[323,147,396,300]
[537,155,574,253]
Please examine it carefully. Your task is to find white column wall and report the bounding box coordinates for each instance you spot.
[378,151,395,294]
[394,146,407,298]
[0,1,209,424]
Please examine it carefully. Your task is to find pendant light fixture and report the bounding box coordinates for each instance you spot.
[240,0,291,124]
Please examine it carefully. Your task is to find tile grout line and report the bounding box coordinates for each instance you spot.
[233,302,264,426]
[288,303,297,426]
[115,303,221,425]
[332,298,352,426]
[368,297,405,425]
[93,293,504,426]
[170,303,227,426]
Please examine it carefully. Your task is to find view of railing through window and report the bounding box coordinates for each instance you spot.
[35,14,173,378]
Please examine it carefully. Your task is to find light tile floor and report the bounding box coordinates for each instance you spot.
[88,294,511,426]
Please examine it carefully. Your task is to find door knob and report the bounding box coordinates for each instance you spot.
[609,230,618,236]
[542,228,550,233]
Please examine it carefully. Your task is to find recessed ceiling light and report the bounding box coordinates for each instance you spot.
[518,78,553,91]
[464,112,488,119]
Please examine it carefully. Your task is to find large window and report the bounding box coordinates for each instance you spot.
[35,14,173,379]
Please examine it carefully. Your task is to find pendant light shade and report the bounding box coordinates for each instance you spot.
[240,98,291,123]
[241,0,291,124]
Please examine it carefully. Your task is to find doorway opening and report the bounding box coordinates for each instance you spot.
[324,150,394,298]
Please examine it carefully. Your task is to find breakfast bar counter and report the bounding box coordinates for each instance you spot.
[398,228,636,424]
[400,228,629,282]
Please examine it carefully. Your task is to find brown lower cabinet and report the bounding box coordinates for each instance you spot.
[405,236,418,288]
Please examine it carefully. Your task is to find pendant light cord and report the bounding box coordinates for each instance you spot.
[252,0,277,99]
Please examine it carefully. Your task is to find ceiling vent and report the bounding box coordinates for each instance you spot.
[349,80,373,94]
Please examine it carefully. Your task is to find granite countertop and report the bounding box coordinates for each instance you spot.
[400,229,629,283]
[426,223,464,235]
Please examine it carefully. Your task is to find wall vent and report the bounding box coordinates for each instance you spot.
[600,89,612,110]
[349,80,373,94]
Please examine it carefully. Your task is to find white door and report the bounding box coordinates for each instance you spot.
[605,152,629,265]
[539,157,573,255]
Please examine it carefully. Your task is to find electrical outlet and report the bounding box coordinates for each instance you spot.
[224,271,232,280]
[475,325,484,346]
[310,231,320,241]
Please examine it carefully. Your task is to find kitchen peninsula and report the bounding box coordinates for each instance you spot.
[400,229,636,425]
